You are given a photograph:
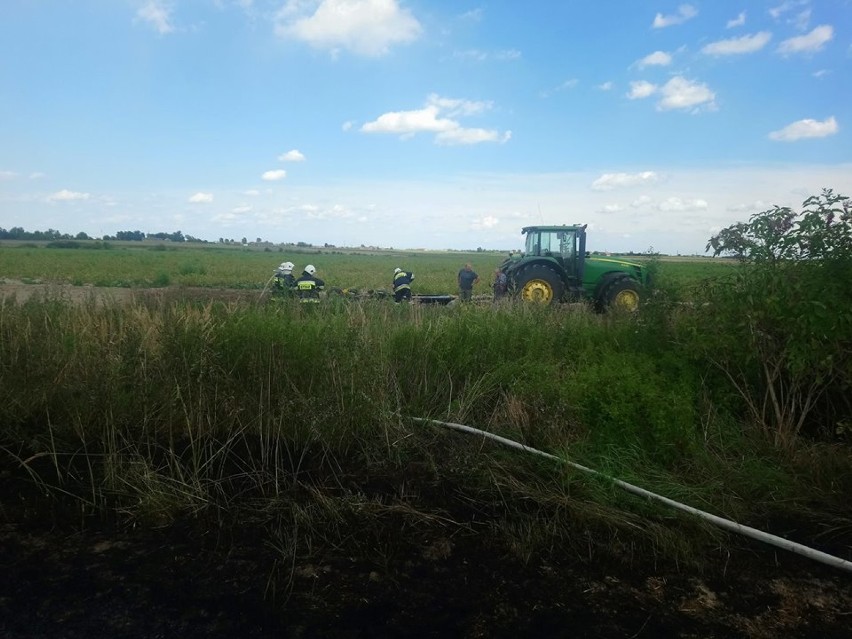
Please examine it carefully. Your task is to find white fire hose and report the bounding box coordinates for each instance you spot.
[409,417,852,575]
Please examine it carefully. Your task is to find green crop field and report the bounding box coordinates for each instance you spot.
[0,241,734,294]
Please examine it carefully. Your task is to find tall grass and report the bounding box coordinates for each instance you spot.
[1,291,849,568]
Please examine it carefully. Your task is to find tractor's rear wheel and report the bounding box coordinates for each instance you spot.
[601,278,640,311]
[513,265,564,305]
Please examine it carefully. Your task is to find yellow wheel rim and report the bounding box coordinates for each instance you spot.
[613,289,640,311]
[521,280,553,303]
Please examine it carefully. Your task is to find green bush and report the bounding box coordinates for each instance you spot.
[695,189,852,446]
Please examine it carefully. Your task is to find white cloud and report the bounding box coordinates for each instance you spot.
[702,32,772,55]
[657,197,708,212]
[657,76,716,112]
[213,212,239,224]
[278,149,306,162]
[726,11,746,28]
[812,69,830,78]
[539,78,579,98]
[631,195,653,207]
[792,9,811,31]
[598,204,624,214]
[470,215,499,230]
[460,8,483,22]
[652,4,698,28]
[298,203,356,220]
[0,170,18,180]
[232,205,253,214]
[188,192,213,203]
[262,169,287,181]
[727,200,769,213]
[430,95,492,117]
[768,116,838,141]
[136,1,174,34]
[591,172,661,191]
[29,172,45,180]
[777,25,833,54]
[48,189,90,202]
[360,94,510,146]
[244,189,260,196]
[768,1,809,20]
[437,128,511,145]
[629,77,715,113]
[454,48,521,62]
[274,0,421,57]
[635,51,672,68]
[597,81,614,91]
[627,81,657,100]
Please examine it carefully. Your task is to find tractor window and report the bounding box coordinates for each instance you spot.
[559,231,576,260]
[525,232,540,255]
[524,229,577,259]
[540,232,562,256]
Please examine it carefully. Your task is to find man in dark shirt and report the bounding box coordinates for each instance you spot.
[457,263,480,302]
[492,268,508,301]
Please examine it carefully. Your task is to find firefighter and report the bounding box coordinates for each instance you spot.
[392,267,415,303]
[273,261,296,293]
[295,264,325,303]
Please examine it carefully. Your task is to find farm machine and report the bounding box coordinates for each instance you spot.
[498,225,649,311]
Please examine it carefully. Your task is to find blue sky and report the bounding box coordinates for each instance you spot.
[1,1,850,254]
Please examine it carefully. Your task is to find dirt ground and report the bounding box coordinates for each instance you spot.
[2,281,851,637]
[0,280,262,306]
[2,499,852,639]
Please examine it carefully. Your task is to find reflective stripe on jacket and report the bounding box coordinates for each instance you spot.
[393,271,414,291]
[295,275,325,301]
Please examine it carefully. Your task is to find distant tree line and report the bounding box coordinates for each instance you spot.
[0,227,208,243]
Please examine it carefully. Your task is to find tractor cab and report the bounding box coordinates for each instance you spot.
[522,225,587,281]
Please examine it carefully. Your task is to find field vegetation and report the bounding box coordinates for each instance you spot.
[1,191,851,635]
[0,239,732,295]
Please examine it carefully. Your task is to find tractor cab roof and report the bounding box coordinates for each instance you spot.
[521,224,588,235]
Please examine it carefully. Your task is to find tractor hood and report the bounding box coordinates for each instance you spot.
[583,256,647,289]
[586,256,643,269]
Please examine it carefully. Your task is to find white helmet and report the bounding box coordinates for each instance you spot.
[304,264,316,275]
[394,267,402,274]
[282,261,294,271]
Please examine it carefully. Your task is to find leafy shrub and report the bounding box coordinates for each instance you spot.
[153,272,171,287]
[691,189,852,446]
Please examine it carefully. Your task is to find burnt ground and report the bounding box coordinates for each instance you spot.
[2,281,852,637]
[2,495,852,639]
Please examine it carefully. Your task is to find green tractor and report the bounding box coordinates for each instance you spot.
[499,225,648,311]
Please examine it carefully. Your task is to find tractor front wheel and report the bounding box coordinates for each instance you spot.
[513,265,564,305]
